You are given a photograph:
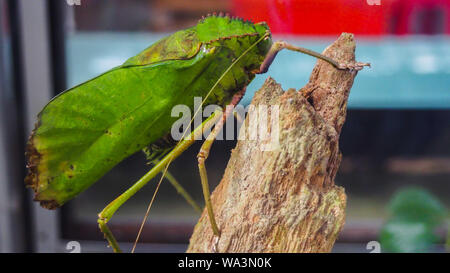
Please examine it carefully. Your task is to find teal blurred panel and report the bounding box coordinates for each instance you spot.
[66,33,450,109]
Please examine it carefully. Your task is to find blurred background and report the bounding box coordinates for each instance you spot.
[0,0,449,253]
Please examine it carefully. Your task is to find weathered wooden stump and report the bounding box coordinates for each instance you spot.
[188,33,363,253]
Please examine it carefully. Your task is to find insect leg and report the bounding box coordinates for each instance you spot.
[197,89,246,237]
[258,41,370,74]
[154,160,202,213]
[97,111,222,252]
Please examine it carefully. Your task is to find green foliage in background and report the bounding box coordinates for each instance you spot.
[379,187,447,253]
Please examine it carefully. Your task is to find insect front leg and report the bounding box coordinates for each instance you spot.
[258,40,370,74]
[97,112,222,253]
[197,89,246,238]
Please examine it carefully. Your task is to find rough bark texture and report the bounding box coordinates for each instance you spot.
[188,33,362,253]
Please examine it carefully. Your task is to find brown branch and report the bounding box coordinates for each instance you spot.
[187,33,363,253]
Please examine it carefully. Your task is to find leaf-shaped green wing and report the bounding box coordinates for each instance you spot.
[25,29,214,209]
[26,23,263,209]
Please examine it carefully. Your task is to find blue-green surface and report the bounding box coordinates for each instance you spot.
[66,33,450,109]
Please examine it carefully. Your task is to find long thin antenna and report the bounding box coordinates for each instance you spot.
[131,33,270,253]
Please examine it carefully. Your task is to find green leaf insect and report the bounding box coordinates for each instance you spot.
[25,13,369,252]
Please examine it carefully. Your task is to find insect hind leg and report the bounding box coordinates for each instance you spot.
[98,214,122,252]
[96,111,222,252]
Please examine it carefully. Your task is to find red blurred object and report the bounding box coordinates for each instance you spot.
[231,0,450,35]
[389,0,450,35]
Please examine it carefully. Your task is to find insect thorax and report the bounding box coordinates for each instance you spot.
[197,15,272,72]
